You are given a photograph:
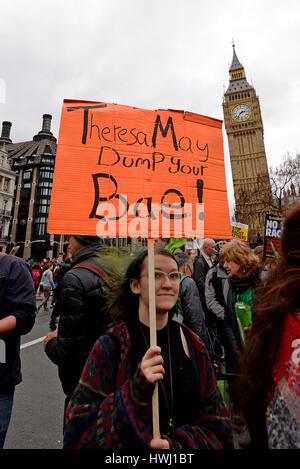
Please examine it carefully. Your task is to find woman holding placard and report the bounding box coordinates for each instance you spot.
[63,248,233,449]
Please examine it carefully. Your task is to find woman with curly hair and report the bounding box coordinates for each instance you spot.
[232,203,300,448]
[218,241,261,375]
[63,247,233,449]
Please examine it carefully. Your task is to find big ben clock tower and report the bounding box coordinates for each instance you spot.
[223,44,272,244]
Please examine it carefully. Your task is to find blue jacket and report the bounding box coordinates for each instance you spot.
[0,254,36,392]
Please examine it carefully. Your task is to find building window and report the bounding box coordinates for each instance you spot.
[23,171,32,180]
[38,206,49,214]
[3,179,9,191]
[39,198,50,205]
[20,188,30,201]
[32,223,46,236]
[39,171,53,179]
[39,188,51,196]
[38,224,46,236]
[41,157,53,164]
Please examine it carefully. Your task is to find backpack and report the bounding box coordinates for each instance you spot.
[72,262,113,287]
[32,268,41,285]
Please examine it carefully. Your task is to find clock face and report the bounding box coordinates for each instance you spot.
[232,104,251,122]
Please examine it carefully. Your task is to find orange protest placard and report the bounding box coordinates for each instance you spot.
[48,100,231,239]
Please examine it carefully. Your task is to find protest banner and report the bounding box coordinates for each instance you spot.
[48,99,232,439]
[263,214,283,258]
[48,100,231,240]
[231,222,248,243]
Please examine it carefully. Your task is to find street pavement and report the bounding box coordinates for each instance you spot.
[4,295,65,449]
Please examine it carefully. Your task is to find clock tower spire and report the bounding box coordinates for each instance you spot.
[223,45,272,244]
[226,44,251,95]
[230,43,244,74]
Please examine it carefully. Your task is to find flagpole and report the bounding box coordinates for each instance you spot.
[147,238,160,439]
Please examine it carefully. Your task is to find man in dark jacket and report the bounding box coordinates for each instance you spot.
[193,239,216,301]
[205,241,228,323]
[44,235,114,405]
[0,253,36,448]
[204,241,228,373]
[193,238,216,326]
[173,251,210,350]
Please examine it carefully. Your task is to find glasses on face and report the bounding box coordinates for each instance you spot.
[141,271,181,283]
[153,270,181,284]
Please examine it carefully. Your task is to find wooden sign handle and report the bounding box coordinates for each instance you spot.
[148,238,160,439]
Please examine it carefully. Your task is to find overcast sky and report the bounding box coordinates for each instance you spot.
[1,0,299,214]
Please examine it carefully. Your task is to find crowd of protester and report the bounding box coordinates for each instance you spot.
[0,203,299,449]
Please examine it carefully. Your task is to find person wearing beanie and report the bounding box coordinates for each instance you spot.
[44,235,114,412]
[72,235,102,246]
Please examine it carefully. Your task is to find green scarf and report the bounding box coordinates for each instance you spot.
[228,264,260,294]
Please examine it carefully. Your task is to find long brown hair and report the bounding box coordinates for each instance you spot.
[232,203,300,448]
[105,248,179,322]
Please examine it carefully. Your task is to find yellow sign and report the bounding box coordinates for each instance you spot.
[231,222,248,242]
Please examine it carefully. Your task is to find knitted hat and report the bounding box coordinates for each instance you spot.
[73,235,101,246]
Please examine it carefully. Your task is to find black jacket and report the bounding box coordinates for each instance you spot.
[178,276,210,350]
[205,263,228,321]
[0,254,36,392]
[193,255,211,305]
[45,245,114,396]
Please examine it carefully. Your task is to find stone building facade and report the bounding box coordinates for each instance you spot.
[4,115,65,260]
[0,122,16,252]
[223,45,272,244]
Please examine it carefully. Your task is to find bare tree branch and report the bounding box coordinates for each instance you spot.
[232,153,299,242]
